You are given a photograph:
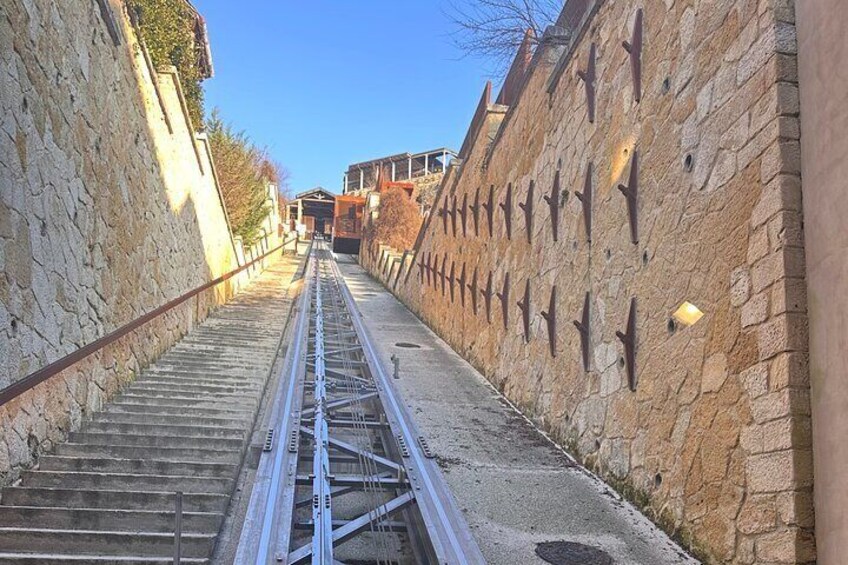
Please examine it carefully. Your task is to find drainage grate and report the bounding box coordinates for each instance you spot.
[535,541,613,565]
[394,342,421,349]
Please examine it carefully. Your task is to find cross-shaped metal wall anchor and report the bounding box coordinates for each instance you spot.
[544,171,561,242]
[458,263,467,307]
[460,193,468,237]
[450,195,458,237]
[482,271,494,324]
[617,151,639,244]
[447,260,456,302]
[470,187,481,237]
[439,254,448,297]
[616,297,637,391]
[519,180,534,244]
[575,163,593,242]
[469,266,479,315]
[500,183,513,240]
[572,292,591,371]
[483,185,495,237]
[622,9,643,103]
[517,279,531,343]
[577,42,597,123]
[541,286,557,357]
[496,271,511,329]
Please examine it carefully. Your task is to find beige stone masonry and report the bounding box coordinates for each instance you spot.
[361,0,813,562]
[0,0,282,484]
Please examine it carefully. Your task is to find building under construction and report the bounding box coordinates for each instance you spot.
[342,147,455,195]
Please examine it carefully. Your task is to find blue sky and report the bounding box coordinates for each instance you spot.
[197,1,496,195]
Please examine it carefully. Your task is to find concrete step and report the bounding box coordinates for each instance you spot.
[183,338,277,350]
[0,553,207,564]
[38,456,237,477]
[144,357,267,369]
[155,360,266,371]
[19,470,233,494]
[0,487,229,513]
[0,505,221,533]
[139,369,265,385]
[153,358,267,370]
[112,394,257,409]
[147,364,265,376]
[134,379,261,394]
[55,443,242,465]
[117,388,258,401]
[104,402,255,418]
[92,411,249,429]
[68,432,244,451]
[127,384,261,399]
[0,528,214,558]
[164,348,273,358]
[81,421,245,439]
[189,329,275,337]
[0,256,298,562]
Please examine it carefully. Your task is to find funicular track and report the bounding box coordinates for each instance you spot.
[236,239,484,565]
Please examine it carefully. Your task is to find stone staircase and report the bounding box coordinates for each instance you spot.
[0,257,301,563]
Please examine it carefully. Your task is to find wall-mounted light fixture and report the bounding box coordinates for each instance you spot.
[672,301,704,327]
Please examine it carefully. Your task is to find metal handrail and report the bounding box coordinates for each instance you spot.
[0,234,299,408]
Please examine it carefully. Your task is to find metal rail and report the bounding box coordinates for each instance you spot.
[0,234,299,408]
[236,237,485,564]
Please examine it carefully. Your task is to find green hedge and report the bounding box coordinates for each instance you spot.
[207,111,273,246]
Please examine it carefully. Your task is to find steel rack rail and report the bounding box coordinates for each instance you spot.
[236,238,485,564]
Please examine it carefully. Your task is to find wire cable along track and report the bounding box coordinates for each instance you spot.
[236,238,485,564]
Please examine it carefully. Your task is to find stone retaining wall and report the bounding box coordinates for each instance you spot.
[0,0,281,484]
[363,0,813,562]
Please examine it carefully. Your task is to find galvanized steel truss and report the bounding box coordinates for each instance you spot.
[237,240,484,564]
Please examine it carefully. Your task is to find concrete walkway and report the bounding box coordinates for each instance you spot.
[337,256,698,565]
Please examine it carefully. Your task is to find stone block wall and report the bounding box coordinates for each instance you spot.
[363,0,813,562]
[0,0,277,484]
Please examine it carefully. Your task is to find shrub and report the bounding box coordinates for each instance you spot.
[207,110,273,246]
[129,0,206,127]
[365,187,422,250]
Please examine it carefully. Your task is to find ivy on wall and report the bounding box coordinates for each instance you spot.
[128,0,205,127]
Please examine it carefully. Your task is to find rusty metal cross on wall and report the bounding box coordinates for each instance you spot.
[617,151,639,244]
[482,271,494,324]
[519,181,534,244]
[622,9,643,103]
[577,42,597,123]
[497,272,511,329]
[483,185,495,237]
[500,183,513,240]
[575,163,593,242]
[470,187,481,236]
[544,171,561,242]
[517,279,531,343]
[541,286,557,357]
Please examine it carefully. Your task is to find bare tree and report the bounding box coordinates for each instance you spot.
[446,0,564,75]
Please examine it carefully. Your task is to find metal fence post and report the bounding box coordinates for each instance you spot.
[174,491,183,565]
